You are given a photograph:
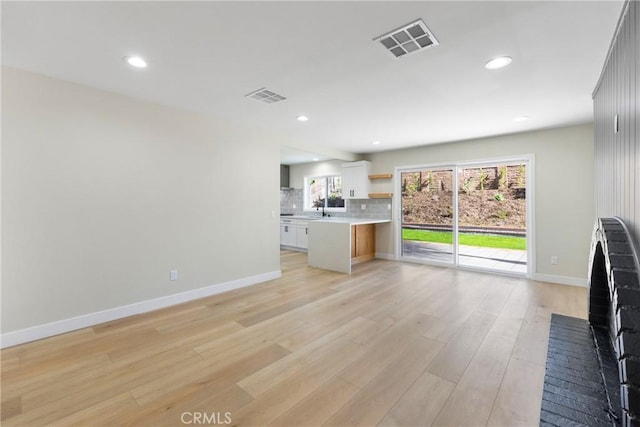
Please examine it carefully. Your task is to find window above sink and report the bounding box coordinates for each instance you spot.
[304,174,346,212]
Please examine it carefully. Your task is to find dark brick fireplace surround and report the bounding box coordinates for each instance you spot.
[540,218,640,426]
[588,217,640,425]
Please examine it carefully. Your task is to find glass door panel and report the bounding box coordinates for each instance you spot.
[457,163,527,274]
[400,168,454,264]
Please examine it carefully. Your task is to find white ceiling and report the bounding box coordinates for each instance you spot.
[2,1,623,164]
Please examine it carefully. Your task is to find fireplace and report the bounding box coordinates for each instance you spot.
[588,218,640,425]
[541,218,640,426]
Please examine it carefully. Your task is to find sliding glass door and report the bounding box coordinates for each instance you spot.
[457,163,528,274]
[400,168,455,264]
[398,159,530,276]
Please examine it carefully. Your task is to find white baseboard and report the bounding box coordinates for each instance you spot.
[534,273,587,288]
[378,253,587,288]
[280,245,307,253]
[0,270,281,349]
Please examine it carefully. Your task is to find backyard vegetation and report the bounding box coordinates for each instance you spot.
[401,165,527,250]
[402,229,526,250]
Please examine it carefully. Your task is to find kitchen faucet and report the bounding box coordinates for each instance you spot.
[317,205,328,217]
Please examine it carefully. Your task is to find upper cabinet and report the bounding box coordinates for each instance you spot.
[342,161,371,199]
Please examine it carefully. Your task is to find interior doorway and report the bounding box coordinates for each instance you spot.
[398,158,531,276]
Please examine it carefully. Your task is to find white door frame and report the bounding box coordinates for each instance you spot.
[393,154,535,278]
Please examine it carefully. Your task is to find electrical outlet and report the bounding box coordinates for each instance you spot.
[361,204,366,210]
[551,256,558,265]
[387,204,391,210]
[170,269,178,281]
[292,204,296,209]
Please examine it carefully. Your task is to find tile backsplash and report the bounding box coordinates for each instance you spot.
[280,188,300,214]
[280,188,391,219]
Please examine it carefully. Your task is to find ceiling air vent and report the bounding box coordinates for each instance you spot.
[375,19,439,58]
[245,88,287,104]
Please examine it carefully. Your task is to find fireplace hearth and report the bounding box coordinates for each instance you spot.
[541,218,640,426]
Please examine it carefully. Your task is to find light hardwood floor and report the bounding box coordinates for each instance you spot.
[1,251,588,426]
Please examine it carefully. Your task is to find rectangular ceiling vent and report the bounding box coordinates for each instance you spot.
[245,88,287,104]
[375,19,439,58]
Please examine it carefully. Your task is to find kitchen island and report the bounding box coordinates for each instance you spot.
[307,217,391,274]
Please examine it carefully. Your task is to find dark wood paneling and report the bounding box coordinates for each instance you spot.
[594,0,640,248]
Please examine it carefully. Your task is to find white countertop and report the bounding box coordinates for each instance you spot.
[313,217,391,225]
[280,216,320,223]
[281,215,390,225]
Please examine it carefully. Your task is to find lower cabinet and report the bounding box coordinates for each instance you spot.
[296,222,309,249]
[280,219,309,250]
[280,222,296,247]
[351,224,375,264]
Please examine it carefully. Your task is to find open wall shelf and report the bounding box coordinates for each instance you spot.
[368,173,393,180]
[368,173,393,198]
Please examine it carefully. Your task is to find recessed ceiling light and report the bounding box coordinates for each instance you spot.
[296,115,309,122]
[513,116,529,122]
[372,141,381,145]
[485,56,512,70]
[313,157,320,161]
[123,56,147,68]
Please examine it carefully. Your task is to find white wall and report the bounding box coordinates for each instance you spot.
[1,67,281,339]
[365,124,595,284]
[289,160,347,189]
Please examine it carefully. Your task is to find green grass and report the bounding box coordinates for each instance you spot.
[402,229,526,250]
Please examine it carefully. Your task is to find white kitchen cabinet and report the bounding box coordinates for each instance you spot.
[280,218,310,250]
[342,161,371,199]
[280,219,297,247]
[296,222,309,249]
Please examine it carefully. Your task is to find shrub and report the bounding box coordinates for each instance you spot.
[460,177,473,194]
[327,194,344,207]
[497,210,509,220]
[498,166,508,190]
[405,175,419,193]
[478,168,488,190]
[494,192,505,201]
[517,164,526,188]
